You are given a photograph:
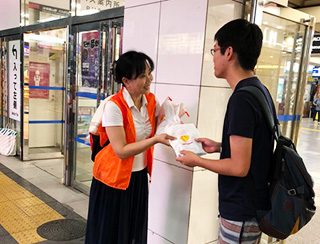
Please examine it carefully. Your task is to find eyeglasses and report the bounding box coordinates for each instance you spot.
[210,48,221,56]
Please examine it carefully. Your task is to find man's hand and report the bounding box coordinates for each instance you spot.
[176,150,200,168]
[195,138,221,153]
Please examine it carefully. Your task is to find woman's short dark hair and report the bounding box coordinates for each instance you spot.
[113,51,154,85]
[214,19,263,71]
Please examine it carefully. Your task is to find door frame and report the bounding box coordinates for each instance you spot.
[245,1,315,144]
[0,7,124,184]
[68,17,123,193]
[65,10,124,187]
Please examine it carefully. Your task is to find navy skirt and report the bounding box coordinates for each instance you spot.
[85,167,148,244]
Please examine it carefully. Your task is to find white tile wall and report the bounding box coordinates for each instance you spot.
[0,0,20,30]
[197,87,232,142]
[187,170,219,244]
[156,0,208,85]
[201,0,244,87]
[148,230,173,244]
[122,3,160,78]
[149,159,193,244]
[153,143,193,171]
[155,83,200,125]
[150,82,156,94]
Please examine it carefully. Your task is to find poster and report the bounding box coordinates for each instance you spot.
[78,107,93,135]
[81,31,99,93]
[29,62,50,99]
[8,40,21,121]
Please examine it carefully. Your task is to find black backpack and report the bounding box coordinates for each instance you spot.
[240,86,316,240]
[90,133,109,162]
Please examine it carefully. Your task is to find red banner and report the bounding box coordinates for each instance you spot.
[29,62,50,99]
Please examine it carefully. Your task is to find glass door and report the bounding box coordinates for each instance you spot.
[255,12,312,143]
[69,19,123,193]
[23,28,67,160]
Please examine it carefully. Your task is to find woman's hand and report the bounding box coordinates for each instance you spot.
[155,133,176,146]
[195,138,221,153]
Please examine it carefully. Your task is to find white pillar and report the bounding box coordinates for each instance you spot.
[123,1,244,243]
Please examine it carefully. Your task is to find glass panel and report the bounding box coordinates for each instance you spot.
[105,21,122,96]
[24,28,66,159]
[74,0,124,16]
[255,13,306,138]
[73,20,123,190]
[76,30,100,93]
[201,0,244,86]
[21,0,71,25]
[74,27,100,187]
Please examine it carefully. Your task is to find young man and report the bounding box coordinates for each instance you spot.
[176,19,276,244]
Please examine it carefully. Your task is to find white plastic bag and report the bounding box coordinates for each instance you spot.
[0,128,17,156]
[156,97,205,157]
[156,97,187,135]
[167,124,206,157]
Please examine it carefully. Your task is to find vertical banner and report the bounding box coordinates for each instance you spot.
[1,41,7,116]
[81,31,99,93]
[8,40,21,121]
[29,62,50,99]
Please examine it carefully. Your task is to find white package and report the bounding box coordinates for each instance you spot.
[156,97,186,135]
[167,123,206,157]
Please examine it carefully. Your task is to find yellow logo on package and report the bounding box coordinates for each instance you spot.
[180,135,189,142]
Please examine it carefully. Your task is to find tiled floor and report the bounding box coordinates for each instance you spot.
[0,157,89,220]
[0,118,319,244]
[0,163,87,244]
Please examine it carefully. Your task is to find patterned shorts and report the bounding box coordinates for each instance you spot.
[218,216,262,244]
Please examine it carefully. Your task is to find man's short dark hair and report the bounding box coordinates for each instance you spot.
[214,19,263,70]
[113,51,154,85]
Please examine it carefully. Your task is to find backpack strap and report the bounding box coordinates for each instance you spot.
[238,86,281,140]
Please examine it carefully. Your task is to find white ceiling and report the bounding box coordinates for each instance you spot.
[288,0,320,8]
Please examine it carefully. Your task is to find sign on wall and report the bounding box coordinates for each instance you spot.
[311,35,320,54]
[8,40,21,121]
[79,0,124,13]
[312,67,320,77]
[29,62,50,99]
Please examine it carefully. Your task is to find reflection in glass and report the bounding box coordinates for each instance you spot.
[255,13,306,137]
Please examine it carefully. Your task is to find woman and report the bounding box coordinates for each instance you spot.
[313,92,320,124]
[85,51,174,244]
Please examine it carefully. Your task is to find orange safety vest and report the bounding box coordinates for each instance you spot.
[93,88,156,190]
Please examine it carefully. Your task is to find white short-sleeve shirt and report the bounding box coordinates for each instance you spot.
[102,87,160,172]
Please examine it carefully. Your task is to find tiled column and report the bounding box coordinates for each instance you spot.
[123,1,244,243]
[0,1,20,30]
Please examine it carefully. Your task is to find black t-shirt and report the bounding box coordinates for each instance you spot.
[219,77,274,221]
